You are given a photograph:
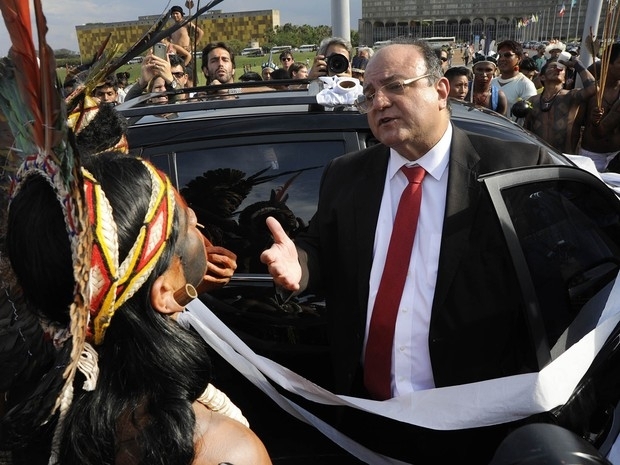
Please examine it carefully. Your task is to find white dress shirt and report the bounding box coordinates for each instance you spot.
[365,124,451,397]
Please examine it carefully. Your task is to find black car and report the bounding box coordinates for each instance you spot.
[117,82,620,464]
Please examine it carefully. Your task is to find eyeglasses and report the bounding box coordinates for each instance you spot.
[281,57,293,62]
[498,52,517,59]
[172,71,186,78]
[355,74,431,114]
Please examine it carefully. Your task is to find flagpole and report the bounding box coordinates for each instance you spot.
[580,0,604,68]
[567,3,573,41]
[574,0,582,41]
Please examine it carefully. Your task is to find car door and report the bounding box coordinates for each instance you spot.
[482,165,620,454]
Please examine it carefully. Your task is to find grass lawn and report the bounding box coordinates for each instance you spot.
[56,51,320,87]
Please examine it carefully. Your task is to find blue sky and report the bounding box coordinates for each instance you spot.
[0,0,362,56]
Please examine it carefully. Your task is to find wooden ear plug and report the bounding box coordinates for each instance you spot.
[174,283,198,307]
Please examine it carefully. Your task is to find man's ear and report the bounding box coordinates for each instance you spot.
[150,273,185,315]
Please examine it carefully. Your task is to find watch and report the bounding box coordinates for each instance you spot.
[167,79,179,90]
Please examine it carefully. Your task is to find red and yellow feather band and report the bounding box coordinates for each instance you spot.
[84,159,175,345]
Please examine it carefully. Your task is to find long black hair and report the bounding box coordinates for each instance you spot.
[3,152,212,465]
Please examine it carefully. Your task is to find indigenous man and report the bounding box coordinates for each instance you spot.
[169,5,204,86]
[579,43,620,171]
[524,56,596,154]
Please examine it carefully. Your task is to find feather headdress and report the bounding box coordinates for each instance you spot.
[0,0,223,461]
[0,1,92,459]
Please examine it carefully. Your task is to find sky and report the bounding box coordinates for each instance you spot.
[0,0,362,56]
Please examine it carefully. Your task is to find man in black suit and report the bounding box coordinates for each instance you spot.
[261,40,554,463]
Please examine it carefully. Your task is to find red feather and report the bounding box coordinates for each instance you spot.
[33,0,62,156]
[0,0,44,149]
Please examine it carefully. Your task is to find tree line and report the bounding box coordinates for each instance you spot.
[53,24,361,66]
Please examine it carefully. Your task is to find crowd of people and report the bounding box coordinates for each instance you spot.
[444,39,619,172]
[85,24,619,174]
[2,1,620,463]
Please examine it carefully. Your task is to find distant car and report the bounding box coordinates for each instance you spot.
[240,47,264,57]
[117,83,620,464]
[270,45,293,54]
[127,56,143,64]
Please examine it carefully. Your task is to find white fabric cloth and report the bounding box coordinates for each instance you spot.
[178,269,620,462]
[578,147,619,172]
[315,76,363,106]
[365,125,451,395]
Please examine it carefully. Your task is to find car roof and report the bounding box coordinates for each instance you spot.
[116,79,571,166]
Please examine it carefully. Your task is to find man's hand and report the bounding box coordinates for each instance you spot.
[591,106,605,127]
[195,238,237,294]
[308,54,328,80]
[260,216,302,291]
[149,54,174,85]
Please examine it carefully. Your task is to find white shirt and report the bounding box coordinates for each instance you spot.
[365,124,451,397]
[492,73,537,120]
[116,88,127,104]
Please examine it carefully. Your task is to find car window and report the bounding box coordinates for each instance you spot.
[151,140,346,274]
[500,177,620,355]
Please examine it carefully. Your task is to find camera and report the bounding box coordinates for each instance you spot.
[326,53,350,75]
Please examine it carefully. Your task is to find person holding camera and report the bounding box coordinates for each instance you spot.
[308,37,353,80]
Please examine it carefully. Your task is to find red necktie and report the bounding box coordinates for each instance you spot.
[364,165,426,400]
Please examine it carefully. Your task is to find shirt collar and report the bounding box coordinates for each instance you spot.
[388,123,452,182]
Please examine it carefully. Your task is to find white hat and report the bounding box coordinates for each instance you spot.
[545,41,566,59]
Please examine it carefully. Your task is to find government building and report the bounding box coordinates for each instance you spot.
[75,9,278,59]
[357,0,594,46]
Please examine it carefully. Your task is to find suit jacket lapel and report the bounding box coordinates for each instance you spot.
[433,126,482,308]
[353,144,389,328]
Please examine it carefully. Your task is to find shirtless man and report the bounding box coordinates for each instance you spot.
[580,43,620,171]
[169,5,204,86]
[170,5,204,53]
[523,56,596,154]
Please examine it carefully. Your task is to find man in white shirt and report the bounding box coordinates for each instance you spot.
[492,40,538,121]
[260,40,553,464]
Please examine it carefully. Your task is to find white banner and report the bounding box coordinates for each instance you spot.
[178,272,620,461]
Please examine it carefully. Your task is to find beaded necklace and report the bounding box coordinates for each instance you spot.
[540,89,562,112]
[473,90,490,106]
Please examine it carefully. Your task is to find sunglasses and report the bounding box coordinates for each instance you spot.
[439,57,448,62]
[498,52,517,58]
[172,71,186,78]
[281,57,293,61]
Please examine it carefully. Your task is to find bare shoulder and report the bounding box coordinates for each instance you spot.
[192,402,272,465]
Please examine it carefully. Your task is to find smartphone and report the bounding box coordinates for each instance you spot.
[153,42,167,60]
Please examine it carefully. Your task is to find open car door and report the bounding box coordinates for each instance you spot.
[482,165,620,459]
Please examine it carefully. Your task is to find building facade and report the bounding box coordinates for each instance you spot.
[358,0,596,47]
[75,9,279,59]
